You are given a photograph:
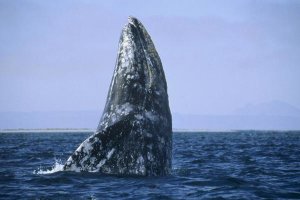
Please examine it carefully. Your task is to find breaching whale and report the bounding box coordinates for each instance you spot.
[63,17,172,176]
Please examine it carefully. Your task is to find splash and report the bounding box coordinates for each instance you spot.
[34,159,64,175]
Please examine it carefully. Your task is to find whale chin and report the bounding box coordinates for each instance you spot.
[63,17,172,176]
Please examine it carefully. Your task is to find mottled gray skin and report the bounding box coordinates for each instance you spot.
[63,17,172,176]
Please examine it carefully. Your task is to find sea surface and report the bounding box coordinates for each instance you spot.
[0,131,299,199]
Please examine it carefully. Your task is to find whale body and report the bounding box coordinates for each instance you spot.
[63,17,172,176]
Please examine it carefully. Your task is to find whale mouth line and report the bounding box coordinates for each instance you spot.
[128,18,153,89]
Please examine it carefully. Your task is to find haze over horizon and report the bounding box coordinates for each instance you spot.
[1,0,300,129]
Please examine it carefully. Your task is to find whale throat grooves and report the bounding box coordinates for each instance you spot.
[63,17,172,176]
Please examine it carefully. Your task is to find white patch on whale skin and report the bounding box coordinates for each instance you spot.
[113,103,134,116]
[96,159,107,168]
[111,114,117,123]
[82,141,93,154]
[135,114,143,120]
[89,157,96,165]
[100,103,134,128]
[145,111,158,121]
[65,132,104,171]
[85,148,115,172]
[107,148,115,159]
[146,132,153,138]
[159,136,165,144]
[147,152,154,161]
[136,155,145,174]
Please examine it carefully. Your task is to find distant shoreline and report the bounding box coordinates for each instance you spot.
[0,128,299,133]
[0,128,94,133]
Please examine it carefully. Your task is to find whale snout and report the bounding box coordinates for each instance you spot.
[128,16,139,27]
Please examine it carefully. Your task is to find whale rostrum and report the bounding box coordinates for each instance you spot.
[63,17,172,176]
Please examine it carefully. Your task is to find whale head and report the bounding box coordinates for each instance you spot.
[98,16,171,131]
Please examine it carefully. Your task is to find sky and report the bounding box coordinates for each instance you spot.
[1,0,300,116]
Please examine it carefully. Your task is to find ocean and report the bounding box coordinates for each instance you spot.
[0,131,299,199]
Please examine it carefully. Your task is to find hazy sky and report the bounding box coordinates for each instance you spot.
[1,0,300,115]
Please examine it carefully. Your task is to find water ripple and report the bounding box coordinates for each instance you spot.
[0,131,299,199]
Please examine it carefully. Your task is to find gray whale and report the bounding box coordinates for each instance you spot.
[63,17,172,176]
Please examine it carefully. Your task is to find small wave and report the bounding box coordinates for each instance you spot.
[33,159,64,175]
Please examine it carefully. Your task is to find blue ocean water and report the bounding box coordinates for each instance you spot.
[0,131,299,199]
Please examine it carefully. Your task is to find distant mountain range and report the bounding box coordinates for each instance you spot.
[172,114,300,131]
[234,100,300,116]
[173,101,300,130]
[1,101,299,130]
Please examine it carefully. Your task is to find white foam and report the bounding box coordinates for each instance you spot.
[34,159,64,175]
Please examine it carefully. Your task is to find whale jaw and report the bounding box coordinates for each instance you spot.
[63,17,172,176]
